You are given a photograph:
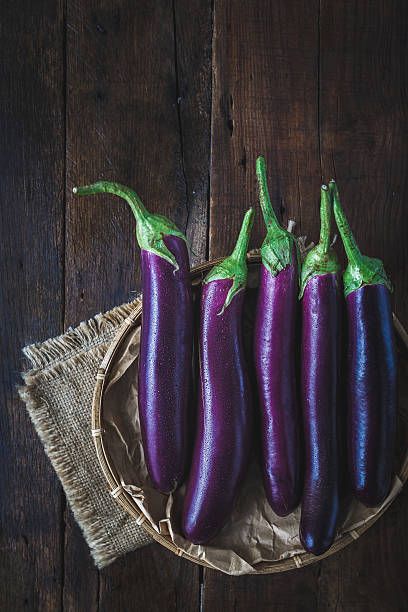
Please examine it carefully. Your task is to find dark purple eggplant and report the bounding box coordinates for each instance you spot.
[299,185,341,556]
[330,181,396,507]
[73,181,193,494]
[182,209,254,544]
[253,156,302,516]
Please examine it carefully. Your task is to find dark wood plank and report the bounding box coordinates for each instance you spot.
[204,0,322,609]
[316,486,408,611]
[316,2,408,609]
[173,0,213,265]
[320,0,408,324]
[66,0,211,323]
[208,0,322,262]
[205,0,408,609]
[99,544,200,612]
[0,1,65,610]
[2,1,407,610]
[202,567,320,612]
[62,508,99,612]
[65,0,211,609]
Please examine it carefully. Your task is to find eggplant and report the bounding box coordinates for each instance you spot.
[330,181,396,507]
[73,181,192,494]
[182,209,254,544]
[299,185,341,556]
[253,156,302,516]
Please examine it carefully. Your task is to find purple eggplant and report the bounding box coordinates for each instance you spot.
[253,156,301,516]
[73,182,192,494]
[331,181,396,507]
[182,209,254,544]
[299,185,341,556]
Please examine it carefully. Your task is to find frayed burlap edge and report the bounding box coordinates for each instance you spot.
[18,370,121,568]
[18,298,151,568]
[22,300,140,374]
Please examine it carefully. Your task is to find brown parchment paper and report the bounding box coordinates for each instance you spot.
[100,308,408,575]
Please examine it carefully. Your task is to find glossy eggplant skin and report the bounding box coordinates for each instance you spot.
[300,272,340,556]
[347,284,396,507]
[254,251,301,516]
[73,182,194,494]
[182,278,252,544]
[138,234,193,494]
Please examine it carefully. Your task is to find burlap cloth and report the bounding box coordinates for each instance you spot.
[19,301,152,569]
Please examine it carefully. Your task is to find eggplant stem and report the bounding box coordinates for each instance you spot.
[203,208,254,312]
[73,180,187,269]
[298,184,339,298]
[329,180,363,268]
[256,156,299,277]
[73,181,148,225]
[319,185,331,254]
[329,179,392,296]
[231,208,254,263]
[256,156,281,232]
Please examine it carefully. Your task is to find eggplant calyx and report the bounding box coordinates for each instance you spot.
[261,233,300,277]
[330,179,392,297]
[256,155,299,276]
[299,185,340,298]
[343,255,391,297]
[73,181,187,270]
[204,208,254,314]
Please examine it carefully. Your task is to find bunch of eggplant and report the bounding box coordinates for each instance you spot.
[74,157,396,556]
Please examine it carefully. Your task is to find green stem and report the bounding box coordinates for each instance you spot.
[73,180,187,269]
[73,181,148,225]
[329,179,392,296]
[230,207,255,263]
[256,155,299,277]
[256,156,282,232]
[204,208,254,313]
[298,183,340,298]
[329,180,363,268]
[319,185,331,253]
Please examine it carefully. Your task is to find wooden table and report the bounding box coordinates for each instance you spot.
[2,1,407,610]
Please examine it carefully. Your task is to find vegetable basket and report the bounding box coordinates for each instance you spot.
[91,254,408,575]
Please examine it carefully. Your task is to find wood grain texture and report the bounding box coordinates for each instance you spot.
[315,486,408,611]
[62,511,99,612]
[66,0,211,322]
[205,0,322,606]
[64,0,211,608]
[209,0,322,261]
[319,0,408,323]
[314,2,408,609]
[0,1,65,610]
[66,0,163,322]
[3,0,408,609]
[205,0,408,610]
[173,0,213,264]
[202,566,321,612]
[99,544,200,612]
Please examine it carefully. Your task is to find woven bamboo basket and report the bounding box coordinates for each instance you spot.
[92,254,408,574]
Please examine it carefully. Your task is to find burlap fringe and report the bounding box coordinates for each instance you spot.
[22,299,140,378]
[23,299,140,369]
[18,300,141,568]
[18,379,120,567]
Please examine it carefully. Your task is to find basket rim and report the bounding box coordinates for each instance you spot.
[91,254,408,574]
